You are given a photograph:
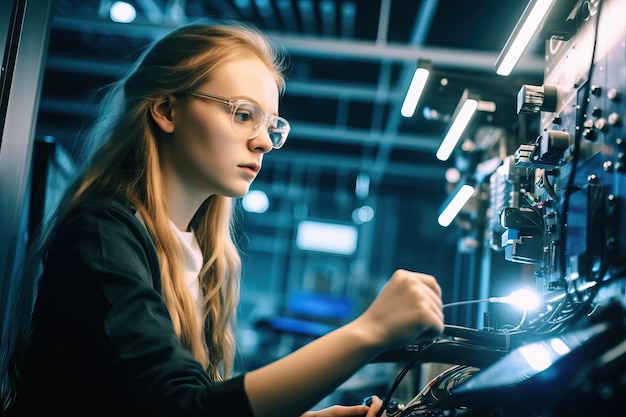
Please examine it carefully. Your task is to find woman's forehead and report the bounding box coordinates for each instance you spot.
[203,57,280,107]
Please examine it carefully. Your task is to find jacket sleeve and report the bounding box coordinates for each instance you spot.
[32,200,254,416]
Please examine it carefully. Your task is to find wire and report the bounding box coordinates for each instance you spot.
[541,170,557,200]
[374,337,511,417]
[442,299,491,309]
[375,342,437,417]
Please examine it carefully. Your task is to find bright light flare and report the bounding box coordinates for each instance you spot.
[110,1,137,23]
[519,343,553,372]
[242,190,269,213]
[497,288,541,310]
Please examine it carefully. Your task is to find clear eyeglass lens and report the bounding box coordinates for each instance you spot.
[232,101,289,148]
[232,102,261,131]
[269,118,289,148]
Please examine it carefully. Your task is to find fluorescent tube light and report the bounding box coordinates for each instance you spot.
[438,184,475,227]
[401,66,430,117]
[495,0,555,76]
[436,98,478,161]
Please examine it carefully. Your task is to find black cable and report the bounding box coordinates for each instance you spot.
[375,342,438,417]
[541,170,558,200]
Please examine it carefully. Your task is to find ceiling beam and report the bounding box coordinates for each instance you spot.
[44,56,406,101]
[370,0,440,183]
[264,150,447,180]
[51,16,545,73]
[290,123,440,151]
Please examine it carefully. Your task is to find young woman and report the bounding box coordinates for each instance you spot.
[1,22,444,417]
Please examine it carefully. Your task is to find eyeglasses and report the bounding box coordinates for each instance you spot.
[186,91,290,149]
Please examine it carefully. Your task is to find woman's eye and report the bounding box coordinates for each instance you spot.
[234,103,262,124]
[234,111,252,122]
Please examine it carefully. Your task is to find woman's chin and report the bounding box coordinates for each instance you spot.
[224,186,251,199]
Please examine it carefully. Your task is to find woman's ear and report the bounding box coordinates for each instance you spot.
[149,95,175,133]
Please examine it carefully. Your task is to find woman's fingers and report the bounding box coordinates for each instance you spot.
[364,395,385,417]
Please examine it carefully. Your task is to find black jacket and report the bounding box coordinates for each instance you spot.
[9,199,254,416]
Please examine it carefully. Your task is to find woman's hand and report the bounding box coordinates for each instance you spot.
[357,269,444,349]
[244,269,440,417]
[301,395,385,417]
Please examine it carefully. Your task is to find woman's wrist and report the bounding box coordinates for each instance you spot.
[342,315,389,353]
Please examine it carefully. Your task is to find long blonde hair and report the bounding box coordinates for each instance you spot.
[4,23,288,391]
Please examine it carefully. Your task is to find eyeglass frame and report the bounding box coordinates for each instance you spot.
[184,90,290,149]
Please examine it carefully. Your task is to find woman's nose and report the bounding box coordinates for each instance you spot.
[249,128,273,153]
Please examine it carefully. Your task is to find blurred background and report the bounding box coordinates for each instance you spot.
[2,0,549,409]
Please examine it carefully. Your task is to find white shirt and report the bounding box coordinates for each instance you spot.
[169,221,204,320]
[135,212,204,320]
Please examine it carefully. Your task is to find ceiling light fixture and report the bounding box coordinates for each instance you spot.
[438,181,476,227]
[436,89,478,161]
[400,60,431,117]
[242,190,270,213]
[109,1,137,23]
[495,0,556,76]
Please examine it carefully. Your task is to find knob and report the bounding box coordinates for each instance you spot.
[517,84,558,114]
[595,118,608,132]
[583,128,596,141]
[607,88,620,101]
[591,106,602,117]
[608,112,622,126]
[540,130,572,154]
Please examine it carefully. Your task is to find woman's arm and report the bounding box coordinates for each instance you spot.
[245,269,443,417]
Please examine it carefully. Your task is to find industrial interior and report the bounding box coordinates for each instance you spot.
[1,0,626,415]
